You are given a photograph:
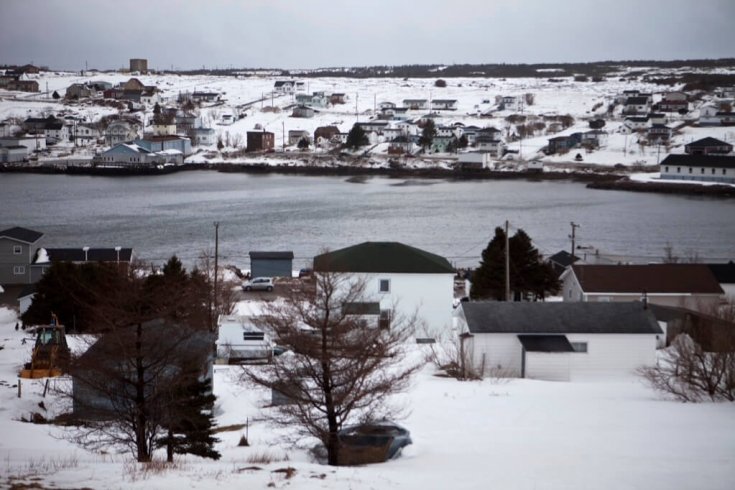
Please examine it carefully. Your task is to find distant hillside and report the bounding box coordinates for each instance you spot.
[169,58,735,80]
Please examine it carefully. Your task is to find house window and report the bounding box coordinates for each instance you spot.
[701,168,705,174]
[13,265,25,275]
[711,168,716,175]
[665,166,669,173]
[379,279,390,293]
[570,342,588,353]
[723,169,727,175]
[13,245,22,255]
[379,310,392,330]
[676,167,681,173]
[688,168,692,174]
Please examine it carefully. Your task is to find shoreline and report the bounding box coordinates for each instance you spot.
[2,161,734,197]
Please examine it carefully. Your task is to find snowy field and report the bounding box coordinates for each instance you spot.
[2,68,735,169]
[1,305,734,489]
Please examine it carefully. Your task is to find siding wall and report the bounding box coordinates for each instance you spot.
[0,237,37,285]
[251,258,293,278]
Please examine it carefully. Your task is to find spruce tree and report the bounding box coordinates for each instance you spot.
[471,227,560,300]
[345,124,368,149]
[159,378,220,462]
[419,119,436,149]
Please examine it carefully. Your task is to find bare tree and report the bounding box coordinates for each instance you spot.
[639,300,735,402]
[59,260,218,462]
[196,249,237,331]
[240,271,423,466]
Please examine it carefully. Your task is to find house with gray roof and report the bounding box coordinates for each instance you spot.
[314,242,455,341]
[0,227,44,285]
[458,301,662,381]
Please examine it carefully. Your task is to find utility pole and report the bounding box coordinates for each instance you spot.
[282,121,285,151]
[355,92,359,122]
[570,222,580,257]
[212,221,220,332]
[505,220,511,302]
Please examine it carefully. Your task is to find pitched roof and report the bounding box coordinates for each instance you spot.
[0,226,43,243]
[548,250,579,268]
[314,242,454,274]
[685,137,732,148]
[570,264,723,294]
[35,248,133,263]
[625,96,649,105]
[462,301,662,335]
[706,262,735,284]
[517,334,575,352]
[249,251,294,260]
[660,154,735,169]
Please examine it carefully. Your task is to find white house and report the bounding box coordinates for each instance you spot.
[313,242,456,341]
[660,154,735,184]
[458,301,662,381]
[561,264,724,313]
[458,151,494,170]
[432,99,458,111]
[216,315,272,363]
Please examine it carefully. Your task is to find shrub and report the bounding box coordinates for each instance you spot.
[434,79,447,88]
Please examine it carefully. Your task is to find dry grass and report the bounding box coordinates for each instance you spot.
[122,458,187,482]
[213,423,248,433]
[246,451,289,465]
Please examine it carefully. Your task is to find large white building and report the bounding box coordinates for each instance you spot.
[313,242,456,341]
[458,301,662,381]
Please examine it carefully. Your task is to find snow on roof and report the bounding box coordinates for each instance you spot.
[157,149,182,155]
[35,247,49,264]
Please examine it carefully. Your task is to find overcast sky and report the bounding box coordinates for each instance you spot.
[1,0,734,70]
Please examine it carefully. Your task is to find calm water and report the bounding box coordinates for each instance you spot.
[1,171,734,269]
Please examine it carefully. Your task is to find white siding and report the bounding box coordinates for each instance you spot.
[466,333,523,377]
[526,352,570,381]
[566,333,658,380]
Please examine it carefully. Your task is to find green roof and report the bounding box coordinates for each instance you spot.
[314,242,454,274]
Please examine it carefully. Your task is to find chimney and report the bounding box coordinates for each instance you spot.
[641,290,648,309]
[83,246,89,262]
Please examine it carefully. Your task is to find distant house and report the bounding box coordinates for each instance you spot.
[70,124,100,145]
[65,83,95,99]
[288,129,310,146]
[72,320,214,420]
[403,99,429,110]
[0,226,44,285]
[622,96,650,115]
[0,135,46,152]
[191,127,216,146]
[105,120,140,146]
[249,251,294,278]
[191,92,220,103]
[313,242,455,341]
[647,113,667,125]
[684,137,733,155]
[134,135,192,156]
[7,80,39,92]
[273,80,304,94]
[647,124,671,143]
[657,99,688,113]
[314,126,340,147]
[0,145,28,163]
[430,135,454,153]
[498,95,520,111]
[458,301,662,381]
[291,105,315,118]
[31,247,134,282]
[660,154,735,184]
[547,134,579,154]
[588,119,606,129]
[458,151,494,170]
[330,93,347,104]
[561,264,724,313]
[621,116,649,134]
[216,315,271,363]
[295,92,329,108]
[475,137,505,157]
[93,143,156,167]
[246,131,274,152]
[432,99,458,110]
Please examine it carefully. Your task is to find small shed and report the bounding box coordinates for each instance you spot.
[249,251,294,278]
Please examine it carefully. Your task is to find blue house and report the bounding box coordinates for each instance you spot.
[134,135,192,156]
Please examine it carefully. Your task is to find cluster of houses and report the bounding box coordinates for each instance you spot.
[0,64,41,93]
[3,224,734,389]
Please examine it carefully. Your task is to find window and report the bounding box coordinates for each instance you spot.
[701,168,705,174]
[665,166,669,172]
[13,245,22,255]
[677,167,681,173]
[688,168,692,174]
[723,169,727,175]
[570,342,588,353]
[379,279,390,293]
[712,168,716,175]
[379,310,392,330]
[13,265,25,275]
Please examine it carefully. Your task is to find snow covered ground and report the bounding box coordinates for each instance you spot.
[1,305,734,489]
[3,69,734,170]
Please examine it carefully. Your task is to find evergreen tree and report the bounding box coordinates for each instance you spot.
[297,137,311,150]
[419,119,436,149]
[158,378,221,462]
[470,227,560,301]
[458,134,469,148]
[345,124,369,149]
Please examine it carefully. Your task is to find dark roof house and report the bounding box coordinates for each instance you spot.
[314,242,454,274]
[0,226,44,243]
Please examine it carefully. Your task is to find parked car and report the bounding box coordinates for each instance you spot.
[242,277,274,292]
[298,267,313,278]
[338,421,412,462]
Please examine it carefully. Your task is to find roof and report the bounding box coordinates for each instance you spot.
[462,301,662,335]
[707,262,735,284]
[314,242,454,274]
[35,248,133,263]
[548,250,579,268]
[0,226,43,243]
[569,264,723,294]
[685,137,732,148]
[17,283,37,299]
[625,96,649,105]
[660,154,735,169]
[249,251,294,260]
[517,334,575,352]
